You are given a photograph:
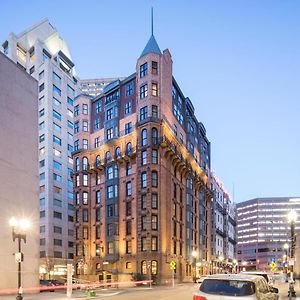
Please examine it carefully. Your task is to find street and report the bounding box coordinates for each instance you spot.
[0,284,195,300]
[1,281,300,300]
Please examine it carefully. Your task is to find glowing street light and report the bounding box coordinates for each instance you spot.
[191,250,198,281]
[288,210,297,223]
[232,259,238,273]
[192,250,198,258]
[9,217,30,300]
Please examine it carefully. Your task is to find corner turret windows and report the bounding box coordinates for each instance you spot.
[151,83,158,97]
[140,62,148,78]
[152,105,158,118]
[141,128,148,146]
[140,84,148,99]
[151,128,158,145]
[152,61,158,75]
[140,106,148,121]
[82,157,88,171]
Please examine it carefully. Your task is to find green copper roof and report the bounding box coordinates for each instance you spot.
[140,35,162,58]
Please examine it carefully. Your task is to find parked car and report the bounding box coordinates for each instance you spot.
[193,274,279,300]
[195,276,207,284]
[40,279,62,292]
[40,280,55,292]
[241,271,273,285]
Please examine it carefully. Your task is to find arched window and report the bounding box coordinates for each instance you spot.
[95,155,101,167]
[75,157,80,171]
[141,260,147,275]
[141,128,148,146]
[105,151,111,162]
[126,142,132,155]
[82,157,88,171]
[151,260,158,275]
[115,147,121,159]
[151,127,158,145]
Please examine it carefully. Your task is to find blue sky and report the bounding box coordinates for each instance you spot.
[1,0,300,202]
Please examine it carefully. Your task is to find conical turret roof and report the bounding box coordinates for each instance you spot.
[140,34,162,58]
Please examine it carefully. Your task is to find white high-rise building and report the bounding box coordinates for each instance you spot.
[2,19,78,277]
[80,78,123,97]
[210,174,237,273]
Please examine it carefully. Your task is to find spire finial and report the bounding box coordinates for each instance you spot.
[151,7,154,36]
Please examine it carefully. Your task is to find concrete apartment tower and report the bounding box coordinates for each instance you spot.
[80,78,124,97]
[72,29,214,283]
[237,197,300,274]
[0,52,39,290]
[2,19,78,278]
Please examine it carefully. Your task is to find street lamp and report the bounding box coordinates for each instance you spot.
[9,217,30,300]
[287,210,297,298]
[232,259,237,274]
[191,250,198,281]
[284,243,289,280]
[218,256,224,273]
[242,260,247,272]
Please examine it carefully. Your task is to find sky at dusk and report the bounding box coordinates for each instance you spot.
[1,0,300,203]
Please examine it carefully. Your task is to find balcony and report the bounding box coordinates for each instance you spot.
[215,202,225,214]
[85,164,96,174]
[94,160,105,170]
[136,116,161,127]
[228,215,237,226]
[159,135,210,191]
[216,227,226,238]
[228,236,237,245]
[123,147,137,161]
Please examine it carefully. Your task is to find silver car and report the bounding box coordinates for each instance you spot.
[241,271,273,286]
[193,274,279,300]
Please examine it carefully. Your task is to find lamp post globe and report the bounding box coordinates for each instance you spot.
[288,210,297,223]
[192,250,198,258]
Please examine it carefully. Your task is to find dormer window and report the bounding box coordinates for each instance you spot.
[140,62,148,78]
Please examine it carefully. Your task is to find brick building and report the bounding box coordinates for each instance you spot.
[72,33,213,283]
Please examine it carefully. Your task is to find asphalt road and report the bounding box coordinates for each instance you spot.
[108,284,196,300]
[1,281,300,300]
[0,284,197,300]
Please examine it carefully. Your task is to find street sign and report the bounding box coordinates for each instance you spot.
[269,261,277,271]
[170,260,176,270]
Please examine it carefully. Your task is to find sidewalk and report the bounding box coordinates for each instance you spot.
[275,279,300,300]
